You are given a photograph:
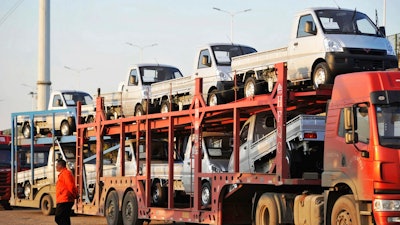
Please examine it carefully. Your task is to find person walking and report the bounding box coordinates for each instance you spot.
[55,159,78,225]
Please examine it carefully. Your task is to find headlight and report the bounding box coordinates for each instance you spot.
[218,71,232,81]
[374,199,400,212]
[385,41,396,56]
[324,38,343,52]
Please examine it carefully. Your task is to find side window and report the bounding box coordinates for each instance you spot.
[297,14,316,38]
[356,107,369,143]
[129,69,138,86]
[52,95,63,107]
[197,49,212,69]
[240,123,250,146]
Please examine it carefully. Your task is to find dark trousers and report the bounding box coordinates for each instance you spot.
[55,202,74,225]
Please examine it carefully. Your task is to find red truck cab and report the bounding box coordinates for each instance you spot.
[323,70,400,224]
[0,133,11,209]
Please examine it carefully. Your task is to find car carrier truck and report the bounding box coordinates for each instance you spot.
[232,7,398,98]
[71,62,400,225]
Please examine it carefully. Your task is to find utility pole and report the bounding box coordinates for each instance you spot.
[37,0,51,110]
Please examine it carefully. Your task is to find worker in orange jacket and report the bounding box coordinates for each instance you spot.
[55,159,78,225]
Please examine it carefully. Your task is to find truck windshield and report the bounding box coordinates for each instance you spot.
[316,9,383,37]
[204,136,233,159]
[63,92,93,106]
[0,148,11,166]
[211,45,257,66]
[140,66,183,85]
[376,105,400,148]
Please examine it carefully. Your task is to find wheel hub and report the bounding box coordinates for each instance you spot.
[314,69,326,87]
[335,210,353,225]
[245,82,255,97]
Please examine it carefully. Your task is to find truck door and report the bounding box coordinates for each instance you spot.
[195,48,214,79]
[239,121,252,172]
[122,68,144,116]
[182,139,194,193]
[287,13,321,81]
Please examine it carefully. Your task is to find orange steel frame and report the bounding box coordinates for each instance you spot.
[74,62,331,224]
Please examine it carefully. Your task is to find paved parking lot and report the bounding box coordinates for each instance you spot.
[0,207,107,225]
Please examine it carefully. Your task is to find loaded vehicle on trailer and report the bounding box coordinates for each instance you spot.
[73,62,400,225]
[100,63,184,117]
[151,43,257,111]
[19,90,94,138]
[0,133,11,209]
[232,7,398,97]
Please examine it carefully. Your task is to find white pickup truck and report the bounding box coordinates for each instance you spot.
[20,90,94,138]
[232,7,398,97]
[16,143,76,200]
[180,132,233,207]
[99,64,184,117]
[152,44,257,111]
[229,113,326,178]
[85,139,184,206]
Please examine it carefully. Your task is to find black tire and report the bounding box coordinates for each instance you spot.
[207,89,222,106]
[86,115,94,123]
[255,193,278,225]
[160,101,170,114]
[22,123,32,138]
[60,121,72,136]
[312,62,332,88]
[24,182,31,199]
[122,191,143,225]
[331,195,358,225]
[244,77,261,98]
[151,181,166,206]
[134,104,145,116]
[105,190,123,225]
[201,182,212,207]
[41,195,55,216]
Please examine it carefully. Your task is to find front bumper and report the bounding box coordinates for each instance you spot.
[373,194,400,225]
[325,50,398,76]
[216,81,242,103]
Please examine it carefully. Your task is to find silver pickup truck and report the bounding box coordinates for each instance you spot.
[229,113,326,178]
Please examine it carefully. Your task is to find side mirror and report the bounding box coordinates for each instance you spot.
[201,55,211,67]
[305,21,317,35]
[57,99,63,107]
[379,26,386,37]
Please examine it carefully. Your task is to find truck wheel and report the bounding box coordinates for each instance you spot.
[105,190,122,225]
[41,195,55,216]
[122,191,143,225]
[134,104,145,116]
[331,195,358,225]
[60,121,72,136]
[255,193,278,225]
[313,62,332,88]
[201,182,212,207]
[244,77,261,97]
[24,182,31,199]
[207,90,221,106]
[151,181,166,206]
[22,123,32,138]
[86,115,94,123]
[160,101,170,113]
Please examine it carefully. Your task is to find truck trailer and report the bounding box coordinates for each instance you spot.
[71,62,400,225]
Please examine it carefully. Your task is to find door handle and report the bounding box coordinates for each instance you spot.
[293,42,298,46]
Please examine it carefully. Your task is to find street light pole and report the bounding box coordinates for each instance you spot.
[125,42,158,62]
[213,7,251,42]
[64,66,92,89]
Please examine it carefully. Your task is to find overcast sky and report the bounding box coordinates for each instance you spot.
[0,0,399,130]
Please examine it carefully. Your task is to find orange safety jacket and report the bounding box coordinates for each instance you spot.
[56,167,78,204]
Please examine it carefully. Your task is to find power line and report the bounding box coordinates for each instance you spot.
[0,0,24,27]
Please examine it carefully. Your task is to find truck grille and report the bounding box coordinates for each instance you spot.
[346,48,387,56]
